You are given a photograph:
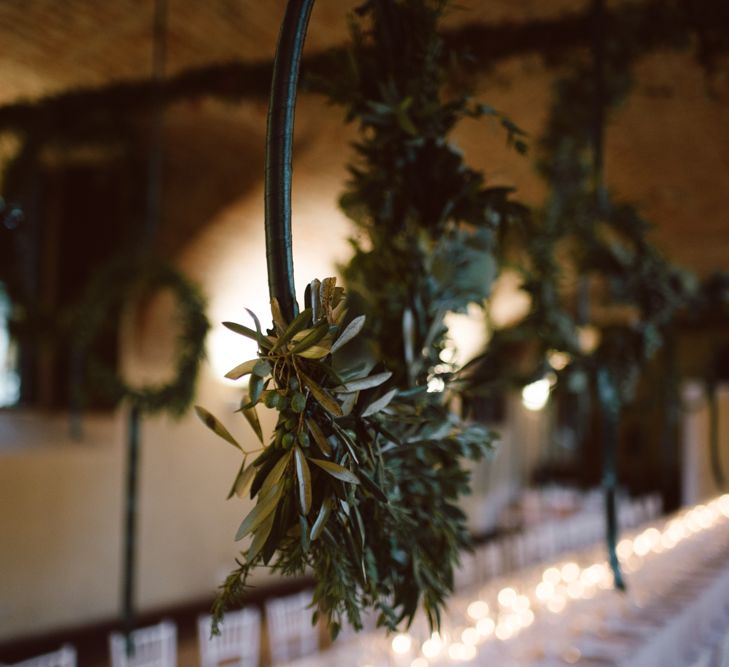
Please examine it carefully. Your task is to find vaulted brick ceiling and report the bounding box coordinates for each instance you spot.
[0,0,589,106]
[0,0,726,276]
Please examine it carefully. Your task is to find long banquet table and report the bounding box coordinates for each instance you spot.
[284,495,729,667]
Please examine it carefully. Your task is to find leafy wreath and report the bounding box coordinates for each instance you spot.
[74,255,209,416]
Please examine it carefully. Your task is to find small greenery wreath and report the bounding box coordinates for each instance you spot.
[74,255,209,416]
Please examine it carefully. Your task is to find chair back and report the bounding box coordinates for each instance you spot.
[109,621,177,667]
[265,590,318,665]
[198,607,261,667]
[10,646,76,667]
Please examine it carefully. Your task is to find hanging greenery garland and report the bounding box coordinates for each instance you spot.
[74,254,209,415]
[196,0,527,636]
[455,0,702,590]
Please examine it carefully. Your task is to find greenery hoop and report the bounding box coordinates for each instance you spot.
[74,255,209,416]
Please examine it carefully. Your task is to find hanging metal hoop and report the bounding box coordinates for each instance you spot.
[265,0,316,323]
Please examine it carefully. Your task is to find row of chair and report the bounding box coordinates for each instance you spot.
[8,589,316,667]
[9,493,662,667]
[454,492,663,590]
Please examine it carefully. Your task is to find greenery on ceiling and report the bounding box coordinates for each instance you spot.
[0,0,726,136]
[456,0,728,438]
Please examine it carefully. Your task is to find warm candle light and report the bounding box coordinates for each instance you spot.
[461,627,480,646]
[560,562,580,583]
[476,617,495,637]
[498,587,517,607]
[543,566,561,584]
[421,633,443,658]
[521,378,551,411]
[391,633,412,655]
[467,600,490,620]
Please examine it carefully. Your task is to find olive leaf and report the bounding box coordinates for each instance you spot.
[245,308,268,348]
[246,509,276,563]
[240,399,264,444]
[227,459,254,499]
[249,449,284,498]
[194,406,241,450]
[294,446,312,515]
[224,359,258,380]
[402,307,415,383]
[310,499,332,541]
[339,391,358,416]
[307,418,333,457]
[297,345,331,359]
[270,307,313,352]
[222,321,273,349]
[308,458,360,484]
[330,314,366,354]
[235,482,283,541]
[290,322,329,352]
[357,470,388,503]
[260,449,293,497]
[331,300,348,326]
[360,388,398,417]
[246,374,265,407]
[299,369,343,417]
[333,370,392,393]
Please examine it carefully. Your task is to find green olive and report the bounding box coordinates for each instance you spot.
[291,392,307,413]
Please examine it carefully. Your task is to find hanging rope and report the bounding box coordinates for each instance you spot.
[591,0,626,591]
[264,0,315,322]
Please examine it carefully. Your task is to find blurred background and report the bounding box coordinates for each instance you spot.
[0,0,727,663]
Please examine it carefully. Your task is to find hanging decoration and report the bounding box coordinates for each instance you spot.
[73,256,208,415]
[456,0,699,589]
[197,0,528,636]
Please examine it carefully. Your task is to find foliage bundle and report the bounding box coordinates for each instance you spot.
[198,0,533,636]
[197,273,494,634]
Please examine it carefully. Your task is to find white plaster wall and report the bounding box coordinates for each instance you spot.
[0,384,287,643]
